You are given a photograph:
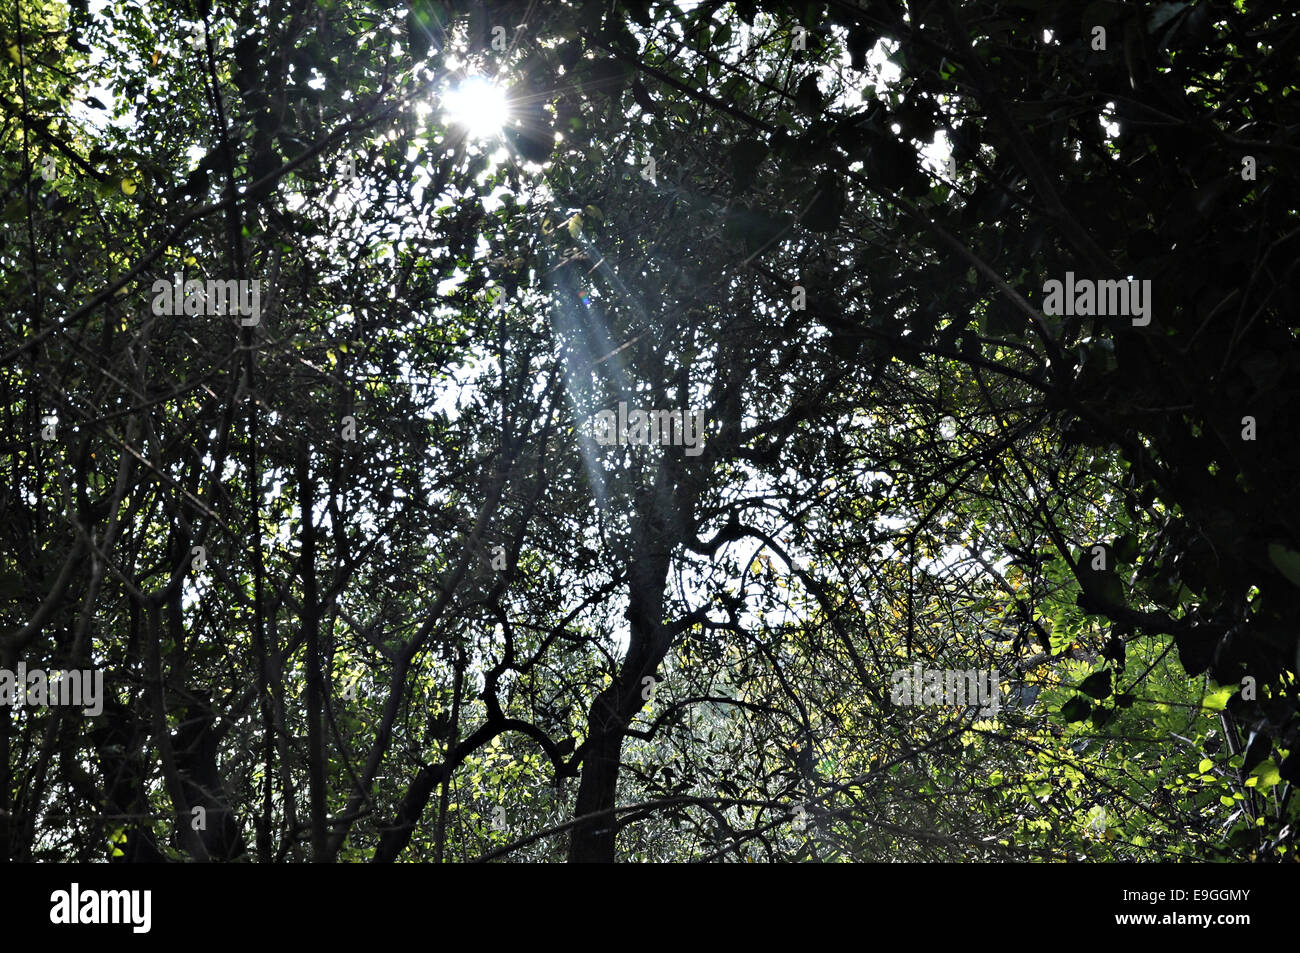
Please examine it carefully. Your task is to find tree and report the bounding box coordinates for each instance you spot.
[2,0,1295,864]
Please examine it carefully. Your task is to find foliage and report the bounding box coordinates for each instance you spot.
[1,0,1296,862]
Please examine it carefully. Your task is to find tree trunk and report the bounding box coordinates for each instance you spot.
[568,541,675,862]
[566,686,625,862]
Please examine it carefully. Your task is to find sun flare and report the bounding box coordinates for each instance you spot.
[443,77,509,140]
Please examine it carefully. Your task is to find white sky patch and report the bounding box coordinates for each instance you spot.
[1100,101,1120,139]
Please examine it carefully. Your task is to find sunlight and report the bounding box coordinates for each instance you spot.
[443,77,509,140]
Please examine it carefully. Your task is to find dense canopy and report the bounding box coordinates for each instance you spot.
[1,0,1297,863]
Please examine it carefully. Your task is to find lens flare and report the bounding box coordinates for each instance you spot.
[443,77,509,140]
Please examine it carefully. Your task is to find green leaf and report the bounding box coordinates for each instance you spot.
[1267,543,1300,588]
[801,170,843,233]
[1249,759,1282,789]
[1094,572,1125,605]
[405,0,445,61]
[794,75,822,114]
[729,137,768,194]
[1061,696,1092,722]
[1079,670,1112,699]
[1112,533,1139,563]
[1202,685,1234,712]
[724,207,790,252]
